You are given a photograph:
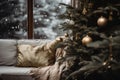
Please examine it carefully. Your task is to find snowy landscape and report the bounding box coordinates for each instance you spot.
[15,0,71,39]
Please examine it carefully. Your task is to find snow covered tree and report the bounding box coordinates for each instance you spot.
[0,0,19,39]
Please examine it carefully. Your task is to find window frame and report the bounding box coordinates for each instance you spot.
[27,0,33,39]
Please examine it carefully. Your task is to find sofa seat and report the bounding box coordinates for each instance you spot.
[0,66,33,75]
[0,66,34,80]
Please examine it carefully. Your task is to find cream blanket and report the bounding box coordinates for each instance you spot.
[30,61,66,80]
[27,35,69,80]
[29,40,68,80]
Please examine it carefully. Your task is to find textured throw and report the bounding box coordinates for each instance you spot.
[17,37,65,67]
[30,61,66,80]
[29,46,68,80]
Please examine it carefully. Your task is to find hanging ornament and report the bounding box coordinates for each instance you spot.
[108,65,111,69]
[109,11,113,21]
[82,35,92,45]
[82,7,87,15]
[64,33,69,37]
[97,16,108,27]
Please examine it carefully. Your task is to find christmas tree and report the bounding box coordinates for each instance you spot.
[57,0,120,80]
[0,0,19,39]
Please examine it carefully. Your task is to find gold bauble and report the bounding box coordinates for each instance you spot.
[82,35,92,45]
[97,16,108,27]
[82,7,87,15]
[109,11,113,21]
[64,33,69,37]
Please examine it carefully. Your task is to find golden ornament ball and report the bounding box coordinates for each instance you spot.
[82,35,92,45]
[97,16,108,27]
[64,33,69,37]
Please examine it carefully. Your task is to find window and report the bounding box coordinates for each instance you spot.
[0,0,27,39]
[33,0,71,39]
[0,0,71,39]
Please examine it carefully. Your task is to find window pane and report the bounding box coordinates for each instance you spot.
[0,0,27,39]
[33,0,71,39]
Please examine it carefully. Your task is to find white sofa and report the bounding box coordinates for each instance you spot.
[0,39,51,80]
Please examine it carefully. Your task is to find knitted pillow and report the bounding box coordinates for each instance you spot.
[17,44,55,67]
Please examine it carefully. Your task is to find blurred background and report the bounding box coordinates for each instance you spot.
[0,0,71,39]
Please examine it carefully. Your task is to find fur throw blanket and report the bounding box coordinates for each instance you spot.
[30,61,66,80]
[29,35,70,80]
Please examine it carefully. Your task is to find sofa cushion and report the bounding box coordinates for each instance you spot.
[17,39,51,46]
[1,74,34,80]
[0,39,17,66]
[0,66,32,75]
[17,43,55,67]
